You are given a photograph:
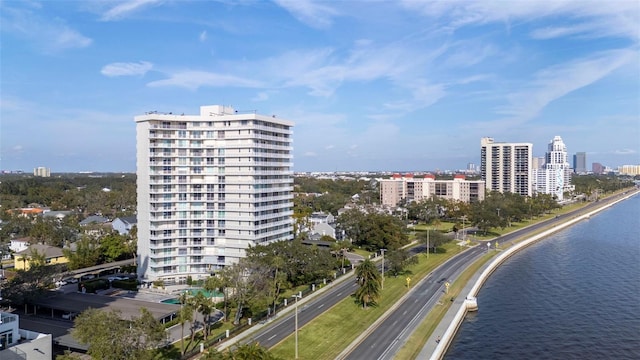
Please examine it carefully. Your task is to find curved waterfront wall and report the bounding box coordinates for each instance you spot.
[430,190,639,360]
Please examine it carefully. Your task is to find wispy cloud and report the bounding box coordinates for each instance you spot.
[101,61,153,77]
[273,0,340,28]
[101,0,162,21]
[496,49,636,123]
[147,70,263,90]
[401,0,640,41]
[614,149,637,155]
[0,5,92,53]
[199,30,208,42]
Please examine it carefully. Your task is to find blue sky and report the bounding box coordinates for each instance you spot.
[1,0,638,173]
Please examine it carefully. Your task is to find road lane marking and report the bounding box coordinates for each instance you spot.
[267,334,277,341]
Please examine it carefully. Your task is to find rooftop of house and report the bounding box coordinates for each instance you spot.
[15,244,65,259]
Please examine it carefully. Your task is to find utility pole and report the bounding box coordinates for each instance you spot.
[381,249,387,289]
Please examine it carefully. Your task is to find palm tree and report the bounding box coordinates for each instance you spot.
[178,291,193,355]
[354,259,381,309]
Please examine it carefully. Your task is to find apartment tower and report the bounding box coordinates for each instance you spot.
[480,137,533,196]
[135,105,294,284]
[535,136,573,201]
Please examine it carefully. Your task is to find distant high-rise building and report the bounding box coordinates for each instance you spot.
[535,136,574,201]
[573,152,587,174]
[33,167,50,177]
[379,173,484,207]
[480,137,533,196]
[135,105,294,284]
[532,156,545,170]
[592,162,605,175]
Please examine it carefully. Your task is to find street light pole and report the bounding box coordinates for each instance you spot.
[380,249,387,290]
[293,294,301,359]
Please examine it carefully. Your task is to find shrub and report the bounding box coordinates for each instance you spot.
[78,279,110,293]
[112,278,138,291]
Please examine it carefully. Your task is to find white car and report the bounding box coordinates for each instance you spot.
[55,280,68,287]
[62,312,77,320]
[108,276,125,282]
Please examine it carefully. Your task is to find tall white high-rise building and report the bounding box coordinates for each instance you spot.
[535,136,573,201]
[480,137,533,196]
[135,105,294,284]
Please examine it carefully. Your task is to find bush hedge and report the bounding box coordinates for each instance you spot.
[112,278,138,291]
[78,278,110,293]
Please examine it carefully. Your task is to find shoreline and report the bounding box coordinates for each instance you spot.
[423,189,640,360]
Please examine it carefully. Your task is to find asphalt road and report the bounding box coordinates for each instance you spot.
[231,190,636,357]
[244,245,425,350]
[343,191,637,360]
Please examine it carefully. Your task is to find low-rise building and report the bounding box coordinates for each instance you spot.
[14,244,68,270]
[112,216,137,235]
[0,312,52,360]
[379,173,485,207]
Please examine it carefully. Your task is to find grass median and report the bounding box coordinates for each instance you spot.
[269,243,467,360]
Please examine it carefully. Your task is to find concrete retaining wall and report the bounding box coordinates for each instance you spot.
[429,191,637,360]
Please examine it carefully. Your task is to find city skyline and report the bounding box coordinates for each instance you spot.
[1,1,639,172]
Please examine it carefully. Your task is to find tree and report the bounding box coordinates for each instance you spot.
[224,342,283,360]
[178,291,194,355]
[100,232,130,262]
[386,249,418,276]
[419,229,451,254]
[63,236,101,270]
[72,308,165,360]
[354,259,381,309]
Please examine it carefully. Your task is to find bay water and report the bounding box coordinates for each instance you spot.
[445,194,640,359]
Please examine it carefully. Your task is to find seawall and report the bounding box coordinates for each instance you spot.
[426,190,639,360]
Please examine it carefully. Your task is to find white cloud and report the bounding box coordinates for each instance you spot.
[0,5,92,53]
[325,145,334,150]
[496,49,636,123]
[614,149,637,155]
[401,0,640,41]
[199,30,208,42]
[101,0,162,21]
[147,70,263,90]
[273,0,339,28]
[303,152,317,157]
[101,61,153,77]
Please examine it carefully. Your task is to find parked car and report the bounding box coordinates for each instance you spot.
[55,279,68,287]
[62,312,77,320]
[64,277,79,284]
[108,276,126,282]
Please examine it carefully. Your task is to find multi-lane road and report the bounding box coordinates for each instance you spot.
[343,191,638,359]
[230,190,637,358]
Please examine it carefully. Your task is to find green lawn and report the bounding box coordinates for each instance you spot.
[269,243,467,360]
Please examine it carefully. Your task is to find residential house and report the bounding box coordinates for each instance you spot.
[9,237,31,253]
[79,215,111,237]
[14,244,67,270]
[111,215,137,235]
[42,210,72,220]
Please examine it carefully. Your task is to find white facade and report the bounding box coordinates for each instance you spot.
[535,136,573,200]
[33,167,50,177]
[136,105,294,283]
[480,137,533,196]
